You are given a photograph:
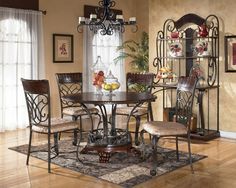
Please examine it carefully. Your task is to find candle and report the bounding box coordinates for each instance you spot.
[129,17,136,23]
[116,14,124,21]
[90,14,97,20]
[78,17,85,24]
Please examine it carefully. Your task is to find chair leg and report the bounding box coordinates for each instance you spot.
[72,116,79,145]
[53,133,59,155]
[26,130,32,165]
[150,135,159,176]
[176,136,179,161]
[76,133,83,163]
[140,129,145,145]
[79,116,83,139]
[187,133,194,173]
[48,133,51,173]
[96,113,102,129]
[140,129,147,160]
[73,129,78,146]
[134,116,141,146]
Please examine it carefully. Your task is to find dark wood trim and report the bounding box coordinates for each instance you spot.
[174,13,205,29]
[0,0,39,10]
[84,5,122,19]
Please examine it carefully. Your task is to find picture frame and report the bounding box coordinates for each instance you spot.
[225,35,236,72]
[53,34,73,63]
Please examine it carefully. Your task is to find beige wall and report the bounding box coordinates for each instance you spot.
[149,0,236,132]
[39,0,147,117]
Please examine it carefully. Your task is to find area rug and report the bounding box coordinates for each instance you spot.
[9,139,206,187]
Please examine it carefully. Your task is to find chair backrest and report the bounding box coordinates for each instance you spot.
[175,76,198,128]
[21,78,50,128]
[55,72,83,116]
[126,72,154,93]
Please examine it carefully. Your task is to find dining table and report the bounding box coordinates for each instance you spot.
[62,91,157,162]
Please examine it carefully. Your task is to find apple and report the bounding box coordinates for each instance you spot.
[98,70,104,76]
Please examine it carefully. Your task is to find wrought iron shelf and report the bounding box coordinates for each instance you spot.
[153,13,220,140]
[155,56,218,60]
[157,36,218,41]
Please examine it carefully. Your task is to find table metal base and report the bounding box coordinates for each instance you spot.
[77,128,140,162]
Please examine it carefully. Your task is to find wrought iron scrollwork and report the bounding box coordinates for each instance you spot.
[205,15,219,86]
[207,58,217,86]
[60,83,82,107]
[176,90,193,125]
[25,93,49,125]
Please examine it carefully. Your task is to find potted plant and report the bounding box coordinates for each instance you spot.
[114,31,149,72]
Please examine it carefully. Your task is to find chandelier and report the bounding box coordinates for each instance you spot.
[77,0,138,35]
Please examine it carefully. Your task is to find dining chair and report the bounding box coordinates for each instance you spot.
[140,76,198,176]
[115,72,155,145]
[55,72,100,141]
[21,78,80,173]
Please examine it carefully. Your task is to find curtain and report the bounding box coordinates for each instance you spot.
[83,26,125,92]
[0,7,44,131]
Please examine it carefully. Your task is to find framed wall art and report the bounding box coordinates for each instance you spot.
[225,35,236,72]
[53,34,73,63]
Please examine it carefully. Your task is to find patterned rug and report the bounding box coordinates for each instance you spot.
[9,139,206,187]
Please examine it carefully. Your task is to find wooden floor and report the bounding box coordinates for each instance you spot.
[1,129,236,188]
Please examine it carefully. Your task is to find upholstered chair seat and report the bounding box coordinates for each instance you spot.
[33,118,79,133]
[63,106,99,117]
[142,121,187,136]
[116,106,148,116]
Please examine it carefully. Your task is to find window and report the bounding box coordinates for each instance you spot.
[83,28,125,92]
[0,7,44,131]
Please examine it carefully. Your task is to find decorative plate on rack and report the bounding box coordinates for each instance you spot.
[194,40,211,57]
[168,42,183,57]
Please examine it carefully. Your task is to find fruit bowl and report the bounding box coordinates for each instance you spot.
[102,71,120,95]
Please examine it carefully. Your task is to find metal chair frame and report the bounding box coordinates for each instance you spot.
[55,72,101,140]
[21,78,79,173]
[141,76,198,176]
[116,72,155,145]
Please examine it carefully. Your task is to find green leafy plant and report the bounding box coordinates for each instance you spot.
[114,31,149,72]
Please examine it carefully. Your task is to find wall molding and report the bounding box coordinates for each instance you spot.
[220,131,236,139]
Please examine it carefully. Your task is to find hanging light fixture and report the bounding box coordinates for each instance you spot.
[77,0,138,35]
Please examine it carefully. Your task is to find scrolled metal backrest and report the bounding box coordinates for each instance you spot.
[21,78,50,128]
[175,76,197,127]
[126,72,154,93]
[55,73,83,111]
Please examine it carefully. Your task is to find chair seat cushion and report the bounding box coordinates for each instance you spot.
[116,106,148,116]
[63,107,99,116]
[142,121,187,136]
[32,117,79,133]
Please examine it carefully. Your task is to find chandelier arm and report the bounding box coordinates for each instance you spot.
[78,0,137,35]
